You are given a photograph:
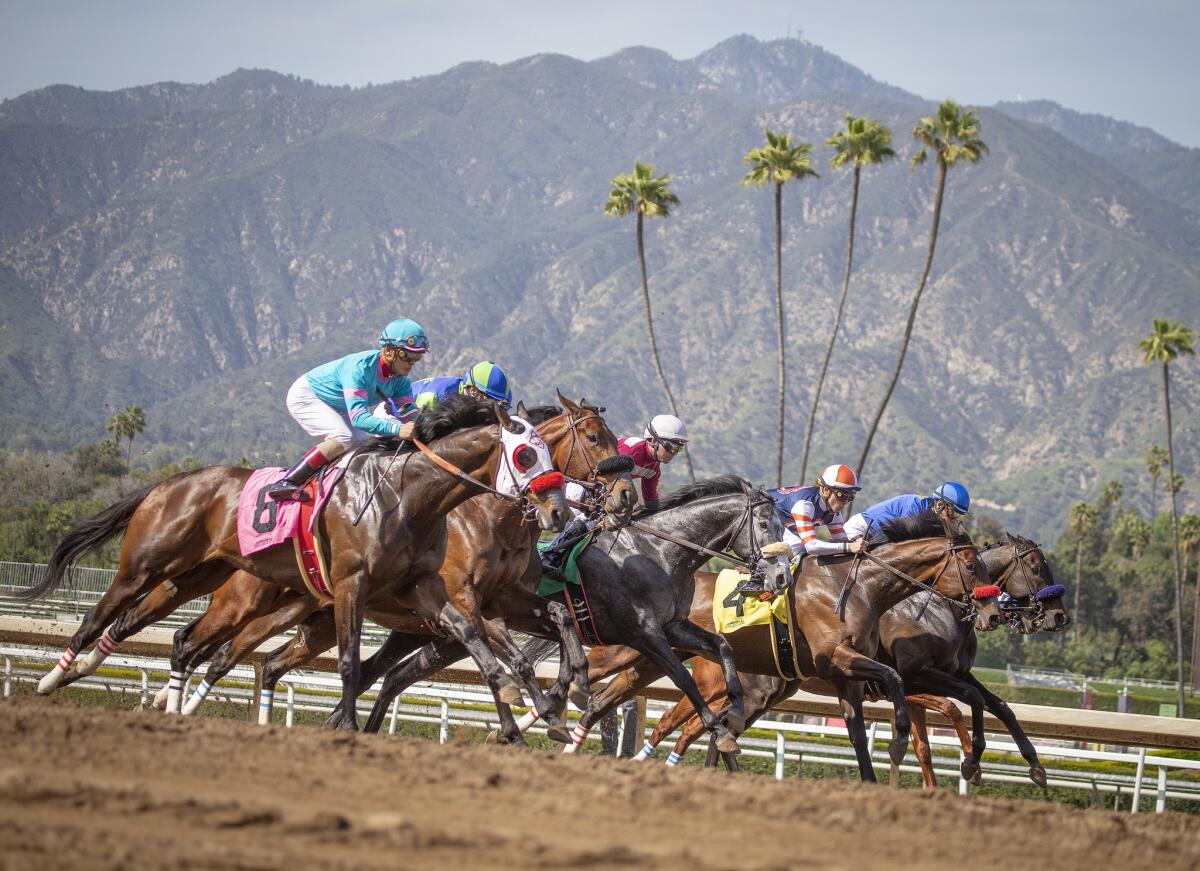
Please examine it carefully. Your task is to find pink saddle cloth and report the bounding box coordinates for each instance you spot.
[236,466,338,557]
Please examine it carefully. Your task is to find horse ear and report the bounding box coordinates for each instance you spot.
[556,390,580,415]
[515,400,529,418]
[1004,531,1016,544]
[494,402,515,431]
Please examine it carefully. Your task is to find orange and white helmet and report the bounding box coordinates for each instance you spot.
[818,464,861,493]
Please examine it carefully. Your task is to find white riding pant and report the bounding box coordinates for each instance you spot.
[285,376,388,447]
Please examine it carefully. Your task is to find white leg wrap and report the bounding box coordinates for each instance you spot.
[37,648,77,694]
[181,679,211,716]
[165,670,185,714]
[634,741,657,762]
[666,751,682,766]
[76,631,119,677]
[151,682,170,710]
[515,709,539,733]
[562,722,590,754]
[257,688,274,726]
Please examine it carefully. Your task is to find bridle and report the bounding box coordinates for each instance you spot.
[546,407,631,518]
[854,536,986,622]
[987,537,1052,632]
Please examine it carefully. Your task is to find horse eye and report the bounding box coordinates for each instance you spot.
[965,562,976,573]
[586,433,599,445]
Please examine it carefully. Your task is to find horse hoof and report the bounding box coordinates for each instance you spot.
[960,758,980,783]
[499,684,524,706]
[715,732,740,755]
[568,683,590,710]
[1029,765,1048,788]
[546,723,572,744]
[721,710,746,734]
[888,737,909,766]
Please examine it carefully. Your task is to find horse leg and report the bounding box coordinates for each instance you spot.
[563,659,667,754]
[323,630,429,727]
[39,561,230,695]
[907,669,986,784]
[829,642,909,767]
[907,703,937,788]
[481,620,571,744]
[963,672,1047,787]
[907,693,974,786]
[837,682,877,783]
[661,619,744,732]
[361,637,466,734]
[330,571,369,731]
[258,611,339,724]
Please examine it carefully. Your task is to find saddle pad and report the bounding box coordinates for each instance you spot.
[535,531,594,598]
[712,568,790,635]
[237,468,301,556]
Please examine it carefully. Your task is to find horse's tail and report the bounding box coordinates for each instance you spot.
[518,635,560,666]
[12,481,159,602]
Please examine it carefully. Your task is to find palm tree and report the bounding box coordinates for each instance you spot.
[107,405,146,468]
[1182,514,1200,690]
[857,100,987,475]
[742,130,820,485]
[1101,480,1123,520]
[604,161,693,481]
[1068,501,1098,638]
[797,116,895,484]
[1146,445,1169,516]
[1139,318,1195,715]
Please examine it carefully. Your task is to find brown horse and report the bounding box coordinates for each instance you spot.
[537,508,1002,781]
[635,533,1064,787]
[166,397,635,741]
[25,397,567,729]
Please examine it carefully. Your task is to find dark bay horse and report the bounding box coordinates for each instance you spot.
[537,508,1003,781]
[168,397,636,742]
[24,398,568,729]
[638,532,1065,787]
[356,476,795,753]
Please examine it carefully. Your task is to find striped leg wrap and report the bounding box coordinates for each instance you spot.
[182,679,211,715]
[570,723,590,745]
[257,689,274,725]
[634,742,657,761]
[515,709,539,733]
[97,631,118,656]
[37,648,77,694]
[165,670,186,714]
[78,631,119,676]
[666,751,682,766]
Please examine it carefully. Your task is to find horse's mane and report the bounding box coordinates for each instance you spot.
[521,405,562,426]
[643,475,754,515]
[873,508,945,544]
[401,394,496,451]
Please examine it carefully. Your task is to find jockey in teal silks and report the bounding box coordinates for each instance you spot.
[843,481,971,540]
[268,318,429,501]
[411,361,513,411]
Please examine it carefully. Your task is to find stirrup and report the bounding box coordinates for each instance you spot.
[267,480,311,502]
[541,562,568,583]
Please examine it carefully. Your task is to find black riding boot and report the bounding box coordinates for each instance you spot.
[541,517,589,579]
[268,447,328,502]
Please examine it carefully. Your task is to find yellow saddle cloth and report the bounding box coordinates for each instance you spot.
[712,568,790,635]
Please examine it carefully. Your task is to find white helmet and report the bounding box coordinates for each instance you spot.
[645,414,688,444]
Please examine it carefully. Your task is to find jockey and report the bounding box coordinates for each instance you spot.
[768,464,868,559]
[843,481,971,540]
[619,414,689,511]
[411,361,513,410]
[267,318,428,501]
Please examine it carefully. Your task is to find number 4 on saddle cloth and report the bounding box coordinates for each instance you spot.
[236,464,343,602]
[536,531,604,646]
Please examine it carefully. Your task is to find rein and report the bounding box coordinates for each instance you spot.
[627,492,774,571]
[855,542,979,615]
[411,436,522,504]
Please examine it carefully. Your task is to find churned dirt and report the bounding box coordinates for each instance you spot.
[0,697,1196,871]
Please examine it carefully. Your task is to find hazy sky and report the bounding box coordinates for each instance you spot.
[3,1,1197,146]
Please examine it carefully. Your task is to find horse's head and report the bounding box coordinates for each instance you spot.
[524,392,636,526]
[931,511,1003,632]
[726,485,792,595]
[999,532,1070,634]
[493,404,568,533]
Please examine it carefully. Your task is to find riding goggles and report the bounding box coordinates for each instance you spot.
[386,334,429,355]
[657,439,686,454]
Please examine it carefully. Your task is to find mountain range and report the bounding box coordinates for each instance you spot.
[1,34,1196,535]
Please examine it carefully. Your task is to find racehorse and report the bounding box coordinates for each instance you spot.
[21,397,568,729]
[636,532,1066,787]
[166,397,636,742]
[355,476,795,754]
[530,507,1003,781]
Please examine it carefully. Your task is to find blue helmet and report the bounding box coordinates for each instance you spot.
[931,481,970,514]
[379,318,429,353]
[461,361,512,408]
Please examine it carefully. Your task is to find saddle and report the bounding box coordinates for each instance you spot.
[536,531,603,646]
[713,566,806,681]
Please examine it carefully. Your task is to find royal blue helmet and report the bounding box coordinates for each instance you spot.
[932,481,970,514]
[379,318,429,353]
[461,361,512,408]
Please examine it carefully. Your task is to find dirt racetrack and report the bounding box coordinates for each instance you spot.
[1,697,1197,871]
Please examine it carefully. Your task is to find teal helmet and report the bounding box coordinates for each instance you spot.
[460,361,512,408]
[932,481,970,514]
[379,318,429,354]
